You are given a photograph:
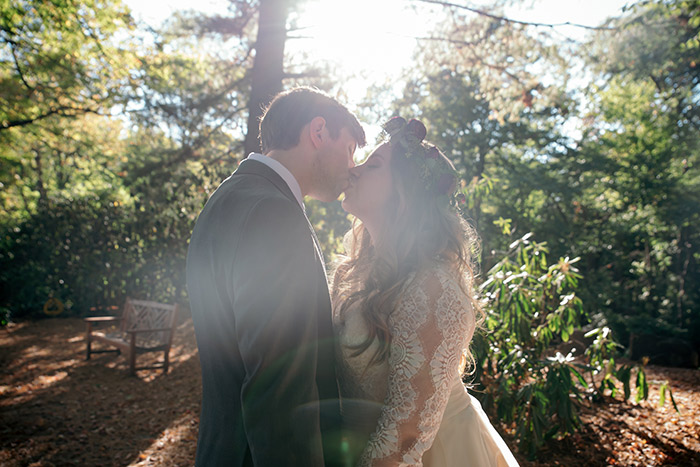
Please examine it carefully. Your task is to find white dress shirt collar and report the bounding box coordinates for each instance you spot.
[246,153,304,210]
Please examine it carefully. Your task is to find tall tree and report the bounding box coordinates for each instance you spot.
[193,0,332,155]
[576,0,700,347]
[243,0,291,155]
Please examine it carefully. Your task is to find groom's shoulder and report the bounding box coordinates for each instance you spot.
[216,172,295,211]
[204,174,300,229]
[229,158,288,191]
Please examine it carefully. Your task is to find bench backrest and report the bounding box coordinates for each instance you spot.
[121,298,178,349]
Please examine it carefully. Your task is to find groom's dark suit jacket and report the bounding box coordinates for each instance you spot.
[186,159,341,466]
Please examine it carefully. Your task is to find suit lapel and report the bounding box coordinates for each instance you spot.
[308,227,328,280]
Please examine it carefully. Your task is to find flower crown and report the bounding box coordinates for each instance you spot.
[382,116,459,199]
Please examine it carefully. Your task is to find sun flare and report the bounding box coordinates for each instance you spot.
[290,0,432,80]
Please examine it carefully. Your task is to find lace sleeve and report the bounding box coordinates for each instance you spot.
[358,267,476,467]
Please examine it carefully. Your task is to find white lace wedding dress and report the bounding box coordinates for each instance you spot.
[333,262,519,467]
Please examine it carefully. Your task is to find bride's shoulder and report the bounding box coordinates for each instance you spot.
[404,258,466,298]
[419,256,461,281]
[395,261,473,326]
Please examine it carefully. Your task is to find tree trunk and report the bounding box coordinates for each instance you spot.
[474,146,487,266]
[243,0,290,156]
[33,148,48,207]
[473,146,487,228]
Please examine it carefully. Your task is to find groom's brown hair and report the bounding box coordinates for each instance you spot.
[259,87,366,153]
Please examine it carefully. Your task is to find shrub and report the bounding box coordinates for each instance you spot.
[471,233,662,457]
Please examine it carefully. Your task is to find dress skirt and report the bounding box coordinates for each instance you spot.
[421,382,520,467]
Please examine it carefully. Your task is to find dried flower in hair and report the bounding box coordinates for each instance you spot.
[406,119,427,142]
[383,116,407,136]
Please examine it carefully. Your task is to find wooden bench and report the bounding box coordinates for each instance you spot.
[85,298,178,376]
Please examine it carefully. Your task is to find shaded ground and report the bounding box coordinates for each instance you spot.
[1,317,698,466]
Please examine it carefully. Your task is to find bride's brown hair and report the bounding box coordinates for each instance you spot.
[332,118,481,368]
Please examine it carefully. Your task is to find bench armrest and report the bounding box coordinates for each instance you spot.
[85,316,121,323]
[125,327,174,334]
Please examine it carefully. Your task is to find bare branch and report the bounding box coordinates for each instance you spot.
[128,103,248,179]
[1,106,101,131]
[285,35,316,40]
[413,25,522,85]
[413,35,486,48]
[10,43,33,92]
[414,0,617,31]
[282,70,322,80]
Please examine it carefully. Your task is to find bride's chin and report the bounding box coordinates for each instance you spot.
[340,198,353,214]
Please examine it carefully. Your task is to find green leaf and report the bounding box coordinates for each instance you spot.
[635,368,649,402]
[616,365,632,400]
[606,377,617,398]
[658,381,681,413]
[569,365,588,388]
[659,381,667,407]
[668,386,680,413]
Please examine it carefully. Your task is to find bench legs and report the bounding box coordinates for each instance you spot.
[163,348,170,374]
[86,330,171,376]
[86,323,120,359]
[86,322,92,360]
[129,333,137,376]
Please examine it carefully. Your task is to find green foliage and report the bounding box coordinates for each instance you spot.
[474,233,585,455]
[0,112,216,316]
[0,0,246,318]
[577,0,700,351]
[1,188,134,314]
[0,306,9,326]
[127,21,249,152]
[658,380,679,411]
[391,69,572,272]
[411,1,573,125]
[472,233,665,457]
[0,0,137,133]
[391,1,700,377]
[383,2,698,455]
[608,0,700,101]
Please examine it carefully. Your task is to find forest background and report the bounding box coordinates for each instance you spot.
[1,0,699,458]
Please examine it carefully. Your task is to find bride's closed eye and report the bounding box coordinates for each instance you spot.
[364,154,384,168]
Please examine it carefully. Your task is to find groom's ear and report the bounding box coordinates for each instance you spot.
[308,116,327,149]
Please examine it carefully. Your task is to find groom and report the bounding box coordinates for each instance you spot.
[186,87,365,466]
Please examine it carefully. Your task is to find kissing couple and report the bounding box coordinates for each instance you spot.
[186,87,519,466]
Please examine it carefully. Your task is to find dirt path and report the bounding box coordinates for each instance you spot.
[1,318,698,466]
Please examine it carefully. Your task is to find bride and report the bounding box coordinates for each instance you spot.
[331,117,519,466]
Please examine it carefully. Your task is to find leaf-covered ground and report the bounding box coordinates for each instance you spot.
[1,317,698,466]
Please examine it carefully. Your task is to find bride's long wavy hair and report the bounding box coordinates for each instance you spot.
[332,123,481,369]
